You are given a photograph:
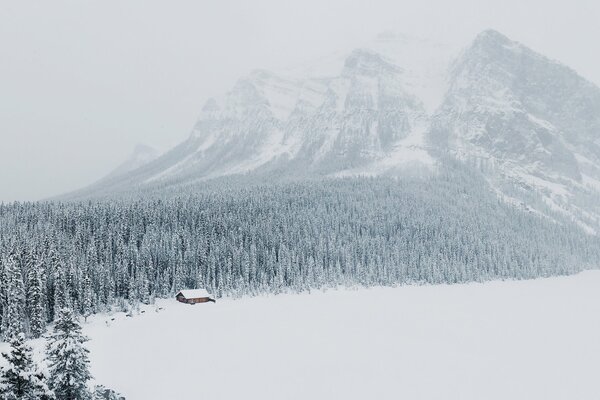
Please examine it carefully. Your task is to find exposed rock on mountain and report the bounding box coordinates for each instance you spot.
[74,29,600,232]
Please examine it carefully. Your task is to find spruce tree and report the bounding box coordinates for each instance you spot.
[93,385,125,400]
[82,275,93,322]
[0,257,9,338]
[53,261,68,321]
[4,253,25,339]
[28,260,46,338]
[0,333,52,400]
[46,308,92,400]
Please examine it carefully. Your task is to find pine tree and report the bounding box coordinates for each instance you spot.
[4,253,25,339]
[93,385,125,400]
[0,257,9,338]
[0,333,52,400]
[53,263,68,321]
[28,259,46,338]
[137,269,150,305]
[46,308,92,400]
[82,275,93,322]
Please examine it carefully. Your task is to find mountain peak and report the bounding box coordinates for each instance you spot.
[70,30,600,235]
[475,29,510,43]
[469,29,525,56]
[343,49,400,77]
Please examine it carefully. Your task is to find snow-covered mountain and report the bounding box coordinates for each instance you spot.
[431,30,600,232]
[75,29,600,231]
[82,32,456,189]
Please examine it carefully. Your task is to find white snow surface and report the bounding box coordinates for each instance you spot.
[71,271,600,400]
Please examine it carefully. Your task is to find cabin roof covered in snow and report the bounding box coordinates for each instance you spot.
[177,289,211,299]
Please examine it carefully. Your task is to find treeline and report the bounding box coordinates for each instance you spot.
[1,173,599,339]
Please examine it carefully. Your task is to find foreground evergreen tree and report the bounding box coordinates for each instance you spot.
[0,333,53,400]
[47,308,92,400]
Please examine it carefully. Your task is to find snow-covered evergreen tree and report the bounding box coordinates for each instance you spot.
[93,385,125,400]
[137,269,150,305]
[46,308,92,400]
[0,175,599,330]
[28,258,46,338]
[52,263,68,322]
[0,333,53,400]
[81,275,93,322]
[3,253,25,339]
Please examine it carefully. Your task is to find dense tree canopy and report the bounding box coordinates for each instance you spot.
[1,173,598,339]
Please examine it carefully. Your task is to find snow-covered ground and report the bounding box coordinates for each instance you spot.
[81,271,600,400]
[1,272,598,399]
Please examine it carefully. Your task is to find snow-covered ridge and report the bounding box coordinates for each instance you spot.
[80,29,600,233]
[135,33,446,184]
[87,30,461,191]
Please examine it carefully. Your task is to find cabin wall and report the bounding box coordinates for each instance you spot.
[190,297,210,304]
[177,296,211,304]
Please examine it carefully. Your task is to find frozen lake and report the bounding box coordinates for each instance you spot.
[85,271,600,400]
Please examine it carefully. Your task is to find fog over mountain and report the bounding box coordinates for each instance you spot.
[100,144,161,182]
[2,0,600,202]
[71,29,600,233]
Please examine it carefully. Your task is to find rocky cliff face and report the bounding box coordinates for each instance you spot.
[158,48,433,179]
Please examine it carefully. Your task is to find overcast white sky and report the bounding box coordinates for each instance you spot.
[1,0,599,201]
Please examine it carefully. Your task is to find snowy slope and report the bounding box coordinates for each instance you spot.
[79,271,600,400]
[431,30,600,231]
[140,48,435,182]
[68,30,600,232]
[74,31,454,195]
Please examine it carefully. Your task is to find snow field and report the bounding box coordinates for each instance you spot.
[83,271,600,400]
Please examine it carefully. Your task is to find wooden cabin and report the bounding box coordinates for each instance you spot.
[176,289,216,304]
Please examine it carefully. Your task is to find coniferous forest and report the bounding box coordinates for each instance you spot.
[1,171,599,340]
